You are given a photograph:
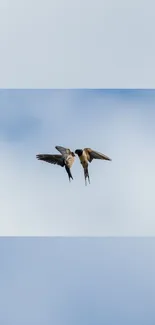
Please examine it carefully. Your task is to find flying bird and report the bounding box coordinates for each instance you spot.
[36,146,75,182]
[75,148,112,185]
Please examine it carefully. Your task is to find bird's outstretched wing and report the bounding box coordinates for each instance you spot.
[36,154,65,167]
[55,146,72,158]
[84,148,112,163]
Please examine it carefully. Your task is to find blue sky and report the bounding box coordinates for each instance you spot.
[0,237,155,325]
[0,0,155,88]
[1,4,154,323]
[0,89,155,236]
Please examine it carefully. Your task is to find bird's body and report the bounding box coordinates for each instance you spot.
[36,146,75,182]
[79,151,88,168]
[65,154,75,168]
[75,148,112,185]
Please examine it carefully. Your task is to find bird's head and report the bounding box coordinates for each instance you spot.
[75,149,83,157]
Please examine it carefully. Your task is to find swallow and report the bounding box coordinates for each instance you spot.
[36,146,75,182]
[75,148,112,185]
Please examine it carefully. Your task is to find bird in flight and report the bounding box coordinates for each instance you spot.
[36,146,75,182]
[75,148,112,185]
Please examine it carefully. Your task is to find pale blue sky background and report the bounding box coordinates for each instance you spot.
[0,0,155,88]
[0,238,155,325]
[1,3,155,322]
[0,89,155,235]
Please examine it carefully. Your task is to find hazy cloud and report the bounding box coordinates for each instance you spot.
[0,0,155,88]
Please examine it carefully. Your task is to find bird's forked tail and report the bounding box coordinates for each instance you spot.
[65,166,73,182]
[84,167,90,186]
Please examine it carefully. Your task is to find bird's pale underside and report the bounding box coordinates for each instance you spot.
[36,146,112,185]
